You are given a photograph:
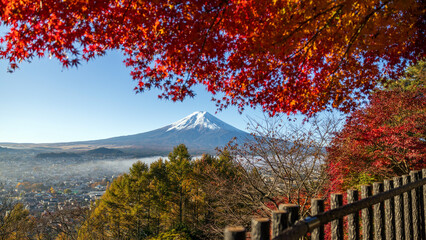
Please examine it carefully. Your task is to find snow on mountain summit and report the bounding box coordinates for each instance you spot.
[166,111,241,132]
[44,111,252,154]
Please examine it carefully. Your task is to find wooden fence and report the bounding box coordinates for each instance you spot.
[224,169,426,240]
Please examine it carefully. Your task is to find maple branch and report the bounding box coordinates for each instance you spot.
[184,1,227,84]
[273,3,344,47]
[120,0,134,28]
[342,0,392,58]
[199,2,227,60]
[297,4,344,63]
[326,0,393,92]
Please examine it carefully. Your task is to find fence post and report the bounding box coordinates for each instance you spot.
[331,193,343,240]
[224,226,245,240]
[361,185,373,240]
[373,182,384,240]
[402,174,413,240]
[383,179,395,240]
[251,218,270,240]
[272,210,288,239]
[410,170,420,240]
[311,198,325,240]
[393,176,404,240]
[279,204,299,227]
[347,189,359,240]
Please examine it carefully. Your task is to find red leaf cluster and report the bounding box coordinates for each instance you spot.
[1,0,424,115]
[326,85,426,191]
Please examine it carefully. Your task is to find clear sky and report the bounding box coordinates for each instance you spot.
[0,50,268,143]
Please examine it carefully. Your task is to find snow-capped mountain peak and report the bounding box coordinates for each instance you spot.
[31,111,252,155]
[166,111,239,132]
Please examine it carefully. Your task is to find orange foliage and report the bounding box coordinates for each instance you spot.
[1,0,424,115]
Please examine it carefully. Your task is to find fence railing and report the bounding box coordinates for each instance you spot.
[224,169,426,240]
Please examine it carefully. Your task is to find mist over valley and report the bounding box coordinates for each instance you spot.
[0,112,249,216]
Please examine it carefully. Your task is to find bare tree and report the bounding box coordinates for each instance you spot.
[34,203,89,240]
[191,152,255,239]
[228,113,342,218]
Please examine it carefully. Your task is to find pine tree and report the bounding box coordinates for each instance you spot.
[166,144,193,227]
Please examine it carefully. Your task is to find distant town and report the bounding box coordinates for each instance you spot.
[0,112,250,219]
[0,147,158,215]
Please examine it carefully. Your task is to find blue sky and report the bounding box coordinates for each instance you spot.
[0,51,268,143]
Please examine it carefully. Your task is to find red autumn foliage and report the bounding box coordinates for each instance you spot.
[326,82,426,191]
[1,0,425,116]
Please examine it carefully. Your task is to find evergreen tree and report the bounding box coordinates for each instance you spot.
[79,145,209,239]
[78,144,251,239]
[166,144,193,227]
[0,200,34,240]
[79,161,152,239]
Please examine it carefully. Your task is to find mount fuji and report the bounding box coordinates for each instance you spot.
[69,111,252,154]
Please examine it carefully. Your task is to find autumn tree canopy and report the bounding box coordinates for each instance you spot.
[1,0,424,115]
[326,62,426,190]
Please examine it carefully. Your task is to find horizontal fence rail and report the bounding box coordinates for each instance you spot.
[224,169,426,240]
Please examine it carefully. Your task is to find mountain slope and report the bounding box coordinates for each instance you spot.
[2,112,252,154]
[80,111,251,153]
